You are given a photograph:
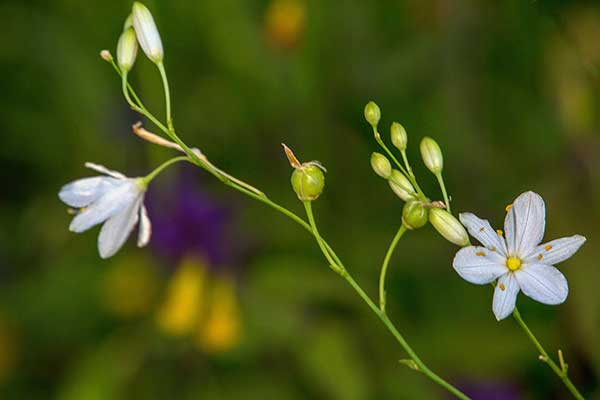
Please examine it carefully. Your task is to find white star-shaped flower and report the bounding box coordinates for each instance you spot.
[453,191,586,321]
[59,163,151,259]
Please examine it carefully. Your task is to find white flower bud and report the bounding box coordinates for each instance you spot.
[429,208,469,246]
[420,136,443,174]
[371,152,391,179]
[132,2,164,64]
[388,170,415,201]
[390,122,407,151]
[364,101,381,127]
[100,50,113,62]
[123,14,133,31]
[117,28,138,72]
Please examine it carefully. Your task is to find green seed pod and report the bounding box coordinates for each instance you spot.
[388,170,415,201]
[291,165,325,201]
[364,101,381,127]
[370,152,392,179]
[390,122,407,151]
[117,27,138,72]
[420,137,443,174]
[429,208,469,246]
[402,201,429,230]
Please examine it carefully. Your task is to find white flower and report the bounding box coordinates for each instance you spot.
[59,163,151,259]
[453,191,586,321]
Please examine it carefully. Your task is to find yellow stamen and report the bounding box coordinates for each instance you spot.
[505,204,513,212]
[479,227,485,232]
[490,246,497,252]
[496,229,503,236]
[544,245,553,251]
[537,254,543,261]
[499,283,506,291]
[476,251,486,257]
[506,257,521,271]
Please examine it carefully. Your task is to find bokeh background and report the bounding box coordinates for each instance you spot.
[1,0,600,399]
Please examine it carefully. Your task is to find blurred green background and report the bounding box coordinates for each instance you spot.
[1,0,599,399]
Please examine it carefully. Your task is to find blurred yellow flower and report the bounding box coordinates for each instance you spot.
[155,256,206,336]
[196,275,241,353]
[264,0,306,50]
[101,254,160,318]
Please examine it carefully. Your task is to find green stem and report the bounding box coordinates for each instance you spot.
[140,156,190,186]
[379,224,407,312]
[303,202,470,400]
[512,307,584,400]
[435,172,451,214]
[157,61,172,130]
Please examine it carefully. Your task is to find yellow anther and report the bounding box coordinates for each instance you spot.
[490,246,497,252]
[505,204,513,212]
[537,254,543,261]
[544,245,553,251]
[496,229,503,236]
[499,283,506,291]
[476,251,486,257]
[506,257,521,271]
[479,227,485,232]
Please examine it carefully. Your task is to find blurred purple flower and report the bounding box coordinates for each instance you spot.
[146,167,234,268]
[458,380,521,400]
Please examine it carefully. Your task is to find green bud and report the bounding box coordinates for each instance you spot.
[117,27,138,72]
[420,137,443,174]
[364,101,381,127]
[370,152,391,179]
[390,122,407,151]
[402,201,429,230]
[388,170,416,201]
[123,14,133,31]
[429,208,469,246]
[291,165,325,201]
[132,2,164,64]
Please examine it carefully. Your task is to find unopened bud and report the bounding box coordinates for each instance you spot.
[100,49,113,62]
[283,144,326,201]
[132,2,164,63]
[291,165,325,201]
[420,136,443,174]
[123,14,133,30]
[391,122,407,151]
[364,101,381,127]
[402,201,428,230]
[429,208,469,246]
[117,28,138,72]
[371,152,391,179]
[388,170,415,201]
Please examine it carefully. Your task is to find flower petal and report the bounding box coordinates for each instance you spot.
[69,180,138,233]
[137,204,151,247]
[59,176,121,208]
[492,273,520,321]
[98,195,143,258]
[459,212,507,256]
[453,246,508,284]
[524,235,586,265]
[85,162,127,179]
[515,264,568,305]
[504,191,545,256]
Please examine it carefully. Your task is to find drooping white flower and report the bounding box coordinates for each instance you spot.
[453,191,586,321]
[59,163,151,259]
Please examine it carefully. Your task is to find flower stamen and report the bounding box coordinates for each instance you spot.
[506,256,521,271]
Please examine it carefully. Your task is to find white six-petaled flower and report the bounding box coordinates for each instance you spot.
[453,191,586,321]
[59,163,151,259]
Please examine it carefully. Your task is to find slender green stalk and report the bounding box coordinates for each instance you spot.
[512,307,584,400]
[157,61,172,130]
[141,156,190,186]
[435,172,451,214]
[303,202,470,400]
[379,224,407,312]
